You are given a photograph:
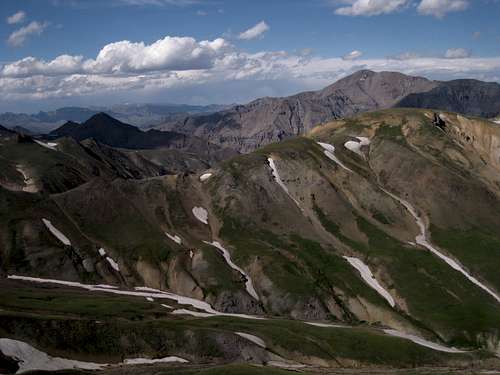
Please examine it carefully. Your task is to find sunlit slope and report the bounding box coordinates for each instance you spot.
[1,108,500,360]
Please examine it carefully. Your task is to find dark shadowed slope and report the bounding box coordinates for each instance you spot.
[396,79,500,117]
[157,70,437,152]
[157,70,500,153]
[49,113,238,167]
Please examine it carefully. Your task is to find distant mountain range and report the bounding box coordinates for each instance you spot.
[47,112,237,170]
[157,70,500,152]
[0,103,230,134]
[3,70,500,154]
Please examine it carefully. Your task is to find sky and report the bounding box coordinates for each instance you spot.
[1,0,500,112]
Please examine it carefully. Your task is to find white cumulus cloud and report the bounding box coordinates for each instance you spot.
[342,50,363,60]
[7,10,26,25]
[445,48,471,59]
[238,21,270,40]
[417,0,468,18]
[7,21,48,47]
[1,33,500,105]
[86,36,230,73]
[1,36,230,77]
[334,0,409,16]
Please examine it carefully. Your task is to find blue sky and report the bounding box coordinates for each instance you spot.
[1,0,500,112]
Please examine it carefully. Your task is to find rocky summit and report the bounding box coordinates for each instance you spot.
[156,70,500,153]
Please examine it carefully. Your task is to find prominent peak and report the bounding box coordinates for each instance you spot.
[85,112,118,124]
[49,120,81,137]
[0,124,14,135]
[329,70,431,88]
[82,112,139,131]
[63,120,80,126]
[351,69,377,77]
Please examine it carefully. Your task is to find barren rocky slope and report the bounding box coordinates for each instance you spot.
[157,70,500,153]
[157,70,436,152]
[0,109,499,373]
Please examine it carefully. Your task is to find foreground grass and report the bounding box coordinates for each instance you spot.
[0,280,475,368]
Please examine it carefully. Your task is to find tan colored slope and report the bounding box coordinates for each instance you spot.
[2,108,500,355]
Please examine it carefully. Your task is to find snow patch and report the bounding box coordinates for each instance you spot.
[165,232,182,245]
[7,275,118,291]
[267,157,301,207]
[199,173,212,182]
[7,276,264,320]
[161,304,173,309]
[0,338,105,374]
[305,322,350,328]
[235,332,266,348]
[34,140,58,151]
[128,287,264,320]
[146,297,154,302]
[42,219,71,246]
[94,284,117,289]
[344,136,371,158]
[171,308,214,318]
[382,188,500,304]
[317,142,352,172]
[343,256,395,307]
[203,240,259,300]
[267,361,306,369]
[384,329,466,353]
[106,257,120,272]
[192,206,208,224]
[189,250,194,258]
[124,356,188,365]
[170,304,264,319]
[98,248,106,256]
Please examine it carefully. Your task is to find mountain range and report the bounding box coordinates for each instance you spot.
[0,70,500,374]
[0,103,229,134]
[157,70,500,152]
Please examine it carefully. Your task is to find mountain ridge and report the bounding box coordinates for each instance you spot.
[0,103,230,134]
[48,112,238,170]
[156,70,500,152]
[1,108,500,372]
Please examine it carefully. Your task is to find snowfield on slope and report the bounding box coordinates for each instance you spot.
[344,136,370,157]
[42,219,71,246]
[7,276,467,355]
[165,232,182,244]
[192,206,208,224]
[235,332,266,348]
[124,356,188,365]
[203,240,259,300]
[317,142,352,172]
[172,308,214,318]
[199,173,212,182]
[305,322,465,353]
[0,338,105,373]
[381,188,500,304]
[34,140,58,151]
[106,257,120,272]
[343,256,395,307]
[267,157,301,207]
[305,322,350,328]
[383,329,467,353]
[7,275,263,320]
